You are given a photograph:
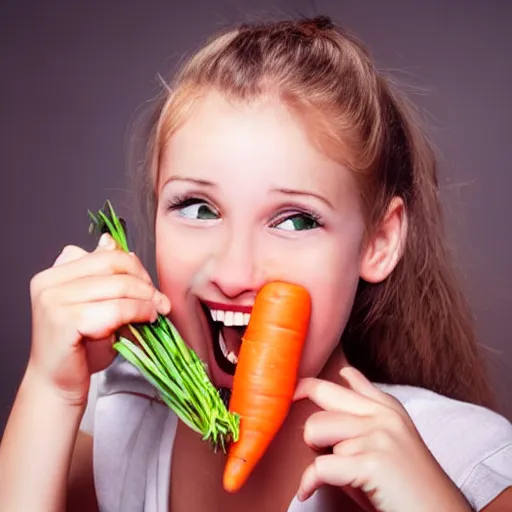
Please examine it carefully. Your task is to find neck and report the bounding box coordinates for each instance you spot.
[318,346,350,384]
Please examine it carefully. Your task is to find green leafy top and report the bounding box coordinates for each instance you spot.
[88,200,239,452]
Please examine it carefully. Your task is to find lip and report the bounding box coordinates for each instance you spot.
[202,300,253,314]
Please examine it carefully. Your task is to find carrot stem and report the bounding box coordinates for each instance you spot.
[88,200,240,451]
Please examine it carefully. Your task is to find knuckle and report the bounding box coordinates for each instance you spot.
[312,456,324,476]
[360,453,378,478]
[112,272,150,298]
[108,301,125,324]
[140,281,155,298]
[105,253,120,274]
[385,408,408,434]
[370,429,393,451]
[102,250,140,276]
[57,244,84,263]
[385,393,407,414]
[303,419,315,444]
[112,275,131,295]
[35,288,64,326]
[333,441,347,457]
[61,244,80,254]
[131,256,151,280]
[72,306,87,334]
[29,272,44,297]
[99,250,126,275]
[37,286,55,310]
[303,411,324,442]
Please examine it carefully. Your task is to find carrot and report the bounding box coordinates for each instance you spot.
[223,281,312,493]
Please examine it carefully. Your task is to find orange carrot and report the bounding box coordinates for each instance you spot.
[223,281,312,493]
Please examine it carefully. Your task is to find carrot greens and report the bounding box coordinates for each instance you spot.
[87,200,240,452]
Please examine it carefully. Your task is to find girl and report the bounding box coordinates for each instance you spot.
[1,15,511,512]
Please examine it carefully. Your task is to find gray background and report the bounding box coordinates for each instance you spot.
[1,0,511,436]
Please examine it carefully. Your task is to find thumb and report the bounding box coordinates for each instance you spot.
[95,233,117,251]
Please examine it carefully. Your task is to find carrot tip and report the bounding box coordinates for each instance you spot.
[222,281,312,493]
[222,456,249,493]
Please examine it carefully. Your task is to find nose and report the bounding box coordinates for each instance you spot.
[209,230,260,299]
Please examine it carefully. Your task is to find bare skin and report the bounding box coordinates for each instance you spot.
[168,349,370,512]
[169,398,363,512]
[0,236,170,512]
[66,432,98,512]
[2,232,509,511]
[1,92,511,511]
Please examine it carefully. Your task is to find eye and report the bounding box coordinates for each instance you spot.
[273,212,321,231]
[167,197,219,221]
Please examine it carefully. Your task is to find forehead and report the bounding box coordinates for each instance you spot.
[158,91,358,208]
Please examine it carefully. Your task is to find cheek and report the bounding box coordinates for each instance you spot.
[154,220,213,296]
[155,237,193,300]
[291,237,362,377]
[154,221,212,355]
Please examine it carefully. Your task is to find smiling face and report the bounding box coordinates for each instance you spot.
[154,91,367,389]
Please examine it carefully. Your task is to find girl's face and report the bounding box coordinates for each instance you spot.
[154,91,367,389]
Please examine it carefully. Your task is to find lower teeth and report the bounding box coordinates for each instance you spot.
[219,331,238,365]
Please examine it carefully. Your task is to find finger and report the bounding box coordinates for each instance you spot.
[340,366,400,410]
[33,247,154,295]
[94,233,116,251]
[332,436,370,458]
[303,411,373,450]
[297,453,375,510]
[52,232,113,268]
[85,336,117,374]
[57,274,170,314]
[53,245,88,267]
[72,299,159,340]
[293,377,379,416]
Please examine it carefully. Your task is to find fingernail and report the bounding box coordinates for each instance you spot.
[297,487,315,502]
[98,233,112,248]
[155,291,171,314]
[296,489,308,502]
[339,366,350,375]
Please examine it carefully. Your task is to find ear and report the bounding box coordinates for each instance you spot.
[360,197,407,283]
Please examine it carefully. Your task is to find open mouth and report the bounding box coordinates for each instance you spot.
[201,302,250,377]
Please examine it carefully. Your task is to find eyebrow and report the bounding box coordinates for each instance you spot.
[160,177,334,209]
[160,176,217,190]
[271,187,334,209]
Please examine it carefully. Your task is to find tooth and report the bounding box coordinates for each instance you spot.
[243,313,250,325]
[227,351,238,364]
[210,309,218,322]
[233,312,244,326]
[219,331,228,358]
[216,310,225,324]
[224,311,234,326]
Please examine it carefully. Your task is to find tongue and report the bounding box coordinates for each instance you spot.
[220,325,243,357]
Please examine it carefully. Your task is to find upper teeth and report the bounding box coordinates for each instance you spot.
[211,309,250,326]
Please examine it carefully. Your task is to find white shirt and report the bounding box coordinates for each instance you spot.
[81,357,512,511]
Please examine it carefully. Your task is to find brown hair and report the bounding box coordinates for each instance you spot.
[131,15,495,409]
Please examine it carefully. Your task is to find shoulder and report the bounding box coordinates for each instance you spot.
[376,383,512,511]
[375,383,512,449]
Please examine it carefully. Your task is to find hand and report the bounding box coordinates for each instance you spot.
[294,366,472,512]
[27,233,171,405]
